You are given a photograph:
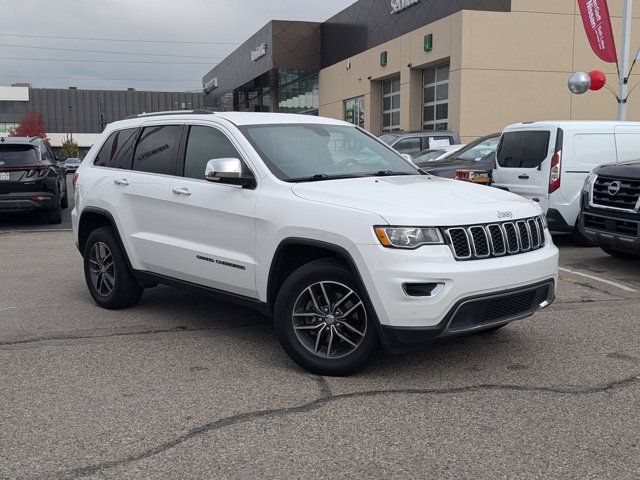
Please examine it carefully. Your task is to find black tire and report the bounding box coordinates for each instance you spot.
[601,245,640,259]
[46,198,62,224]
[60,181,69,209]
[274,258,379,376]
[83,226,143,309]
[571,228,597,247]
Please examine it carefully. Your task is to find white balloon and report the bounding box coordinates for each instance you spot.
[568,72,591,95]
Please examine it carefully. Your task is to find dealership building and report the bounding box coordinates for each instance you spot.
[0,85,204,154]
[203,0,640,142]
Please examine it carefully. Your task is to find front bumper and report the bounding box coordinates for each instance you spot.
[578,208,640,253]
[350,232,559,332]
[378,280,554,351]
[0,192,56,212]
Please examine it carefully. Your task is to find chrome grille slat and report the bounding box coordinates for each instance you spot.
[445,217,545,261]
[592,175,640,212]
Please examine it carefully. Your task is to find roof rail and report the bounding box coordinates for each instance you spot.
[124,110,213,120]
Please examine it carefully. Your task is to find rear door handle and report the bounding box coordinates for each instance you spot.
[114,178,130,186]
[172,186,191,196]
[518,174,530,180]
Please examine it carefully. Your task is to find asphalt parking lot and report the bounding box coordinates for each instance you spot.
[1,191,639,478]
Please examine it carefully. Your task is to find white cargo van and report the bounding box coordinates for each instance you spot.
[492,121,640,239]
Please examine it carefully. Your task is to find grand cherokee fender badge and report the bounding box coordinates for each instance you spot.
[197,255,246,270]
[497,211,513,219]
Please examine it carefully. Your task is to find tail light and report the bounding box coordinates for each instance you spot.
[26,169,38,178]
[548,128,563,194]
[26,167,46,178]
[38,167,47,177]
[72,172,79,188]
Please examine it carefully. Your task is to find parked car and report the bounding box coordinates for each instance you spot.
[72,111,558,376]
[417,133,500,178]
[412,144,466,164]
[492,121,640,242]
[64,157,82,173]
[578,161,640,258]
[0,136,69,224]
[379,130,461,157]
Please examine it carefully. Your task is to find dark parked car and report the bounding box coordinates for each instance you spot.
[578,161,640,258]
[416,133,500,179]
[64,157,82,173]
[379,130,462,157]
[0,136,68,224]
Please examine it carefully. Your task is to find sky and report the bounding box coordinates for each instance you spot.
[0,0,356,92]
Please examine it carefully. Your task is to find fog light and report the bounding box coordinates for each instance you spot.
[403,283,445,297]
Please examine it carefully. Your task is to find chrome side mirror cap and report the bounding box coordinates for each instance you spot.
[205,158,256,188]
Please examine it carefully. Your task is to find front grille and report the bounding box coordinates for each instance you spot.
[592,176,640,212]
[447,282,552,332]
[444,216,545,261]
[584,213,639,238]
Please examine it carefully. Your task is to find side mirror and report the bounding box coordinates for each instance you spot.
[205,158,256,188]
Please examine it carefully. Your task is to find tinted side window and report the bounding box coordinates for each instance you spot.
[94,128,138,169]
[497,131,551,169]
[184,126,243,180]
[133,125,181,175]
[394,137,422,156]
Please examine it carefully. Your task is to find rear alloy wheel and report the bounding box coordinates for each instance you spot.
[274,259,378,376]
[83,227,143,309]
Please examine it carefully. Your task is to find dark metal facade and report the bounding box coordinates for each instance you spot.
[322,0,511,67]
[0,88,205,133]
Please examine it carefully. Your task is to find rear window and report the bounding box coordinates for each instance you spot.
[94,128,139,169]
[0,145,39,166]
[497,131,551,168]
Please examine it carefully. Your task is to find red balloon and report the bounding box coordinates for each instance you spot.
[589,70,607,91]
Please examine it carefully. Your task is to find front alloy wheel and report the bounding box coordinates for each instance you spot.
[292,281,367,359]
[274,259,378,376]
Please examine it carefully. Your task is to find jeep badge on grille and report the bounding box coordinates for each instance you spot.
[497,211,513,219]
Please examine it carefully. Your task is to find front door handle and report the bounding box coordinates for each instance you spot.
[114,178,130,186]
[518,174,530,180]
[172,186,192,196]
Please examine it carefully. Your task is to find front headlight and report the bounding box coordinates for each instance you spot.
[583,172,597,193]
[374,226,444,249]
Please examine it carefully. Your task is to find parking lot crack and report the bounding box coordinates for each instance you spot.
[47,373,639,479]
[0,322,271,348]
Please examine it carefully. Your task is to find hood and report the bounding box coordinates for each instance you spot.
[596,160,640,179]
[291,175,540,226]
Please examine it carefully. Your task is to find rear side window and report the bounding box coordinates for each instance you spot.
[94,128,138,169]
[394,137,422,156]
[183,126,244,180]
[0,145,39,165]
[133,125,181,175]
[497,131,551,168]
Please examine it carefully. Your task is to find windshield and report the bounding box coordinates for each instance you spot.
[0,145,39,166]
[239,124,419,181]
[413,150,445,165]
[448,136,499,162]
[378,134,398,145]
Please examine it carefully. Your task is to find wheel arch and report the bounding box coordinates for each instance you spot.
[266,238,376,321]
[77,207,133,269]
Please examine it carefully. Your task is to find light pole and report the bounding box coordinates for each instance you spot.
[618,0,634,120]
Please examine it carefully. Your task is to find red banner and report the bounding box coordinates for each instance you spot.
[577,0,618,63]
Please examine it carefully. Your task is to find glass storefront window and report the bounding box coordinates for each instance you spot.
[381,77,401,133]
[344,96,365,128]
[423,63,449,131]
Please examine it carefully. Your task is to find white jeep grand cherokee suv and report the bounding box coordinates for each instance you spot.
[72,111,558,375]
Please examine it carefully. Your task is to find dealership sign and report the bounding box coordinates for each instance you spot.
[203,77,218,94]
[391,0,420,14]
[251,43,268,62]
[577,0,617,63]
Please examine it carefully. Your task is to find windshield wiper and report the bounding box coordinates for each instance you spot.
[284,173,355,183]
[369,170,415,177]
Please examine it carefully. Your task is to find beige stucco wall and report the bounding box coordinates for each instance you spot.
[319,0,640,142]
